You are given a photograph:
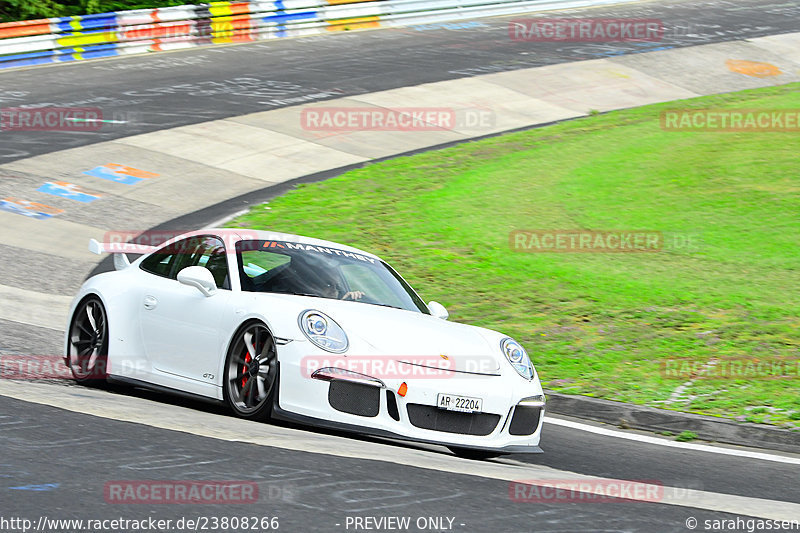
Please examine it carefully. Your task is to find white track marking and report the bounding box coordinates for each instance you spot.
[61,118,128,124]
[544,416,800,465]
[0,380,798,521]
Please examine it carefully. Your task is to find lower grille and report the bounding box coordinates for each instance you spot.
[328,380,380,417]
[508,406,542,435]
[406,404,500,436]
[386,390,400,421]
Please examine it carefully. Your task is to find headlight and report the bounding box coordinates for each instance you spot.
[299,310,348,353]
[501,337,533,380]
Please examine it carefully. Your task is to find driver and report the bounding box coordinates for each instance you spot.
[318,274,365,301]
[299,254,366,301]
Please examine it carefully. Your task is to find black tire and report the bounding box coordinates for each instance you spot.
[223,321,278,420]
[447,446,503,460]
[67,296,109,384]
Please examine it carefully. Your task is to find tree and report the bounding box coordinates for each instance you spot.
[0,0,68,22]
[0,0,202,23]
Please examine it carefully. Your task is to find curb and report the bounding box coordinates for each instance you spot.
[545,390,800,455]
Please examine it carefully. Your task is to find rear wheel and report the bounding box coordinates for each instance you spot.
[223,322,278,420]
[67,296,109,383]
[447,446,503,460]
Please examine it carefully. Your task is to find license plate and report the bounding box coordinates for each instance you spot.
[437,393,483,413]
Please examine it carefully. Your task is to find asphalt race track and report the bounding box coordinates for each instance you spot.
[1,0,800,531]
[0,396,760,532]
[1,385,798,532]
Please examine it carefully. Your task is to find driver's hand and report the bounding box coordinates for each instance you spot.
[342,290,365,301]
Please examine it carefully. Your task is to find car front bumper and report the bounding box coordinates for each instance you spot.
[275,342,545,453]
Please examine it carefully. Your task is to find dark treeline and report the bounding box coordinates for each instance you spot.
[1,0,204,23]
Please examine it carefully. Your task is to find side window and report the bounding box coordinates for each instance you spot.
[140,236,230,290]
[140,242,181,278]
[195,237,229,290]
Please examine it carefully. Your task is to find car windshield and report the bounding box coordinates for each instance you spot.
[235,240,429,313]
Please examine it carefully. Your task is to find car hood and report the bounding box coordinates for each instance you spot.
[259,294,503,374]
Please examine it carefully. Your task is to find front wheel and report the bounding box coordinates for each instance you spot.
[67,296,109,384]
[223,322,278,420]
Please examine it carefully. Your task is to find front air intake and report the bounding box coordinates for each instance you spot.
[328,380,380,417]
[406,404,499,435]
[508,405,542,435]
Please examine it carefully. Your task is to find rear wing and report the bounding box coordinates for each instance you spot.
[89,238,157,270]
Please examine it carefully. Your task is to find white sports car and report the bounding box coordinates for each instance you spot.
[65,229,545,458]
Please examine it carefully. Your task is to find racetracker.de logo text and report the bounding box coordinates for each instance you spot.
[300,107,494,131]
[510,230,663,253]
[0,107,104,131]
[508,18,664,42]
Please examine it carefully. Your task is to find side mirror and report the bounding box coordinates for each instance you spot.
[427,301,449,320]
[177,266,217,297]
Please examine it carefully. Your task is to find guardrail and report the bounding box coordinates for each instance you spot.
[0,0,633,70]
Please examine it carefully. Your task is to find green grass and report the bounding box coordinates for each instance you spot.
[229,83,800,428]
[675,431,699,442]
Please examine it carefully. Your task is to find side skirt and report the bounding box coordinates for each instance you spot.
[107,375,225,406]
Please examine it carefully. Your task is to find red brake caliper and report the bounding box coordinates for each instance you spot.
[241,351,251,389]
